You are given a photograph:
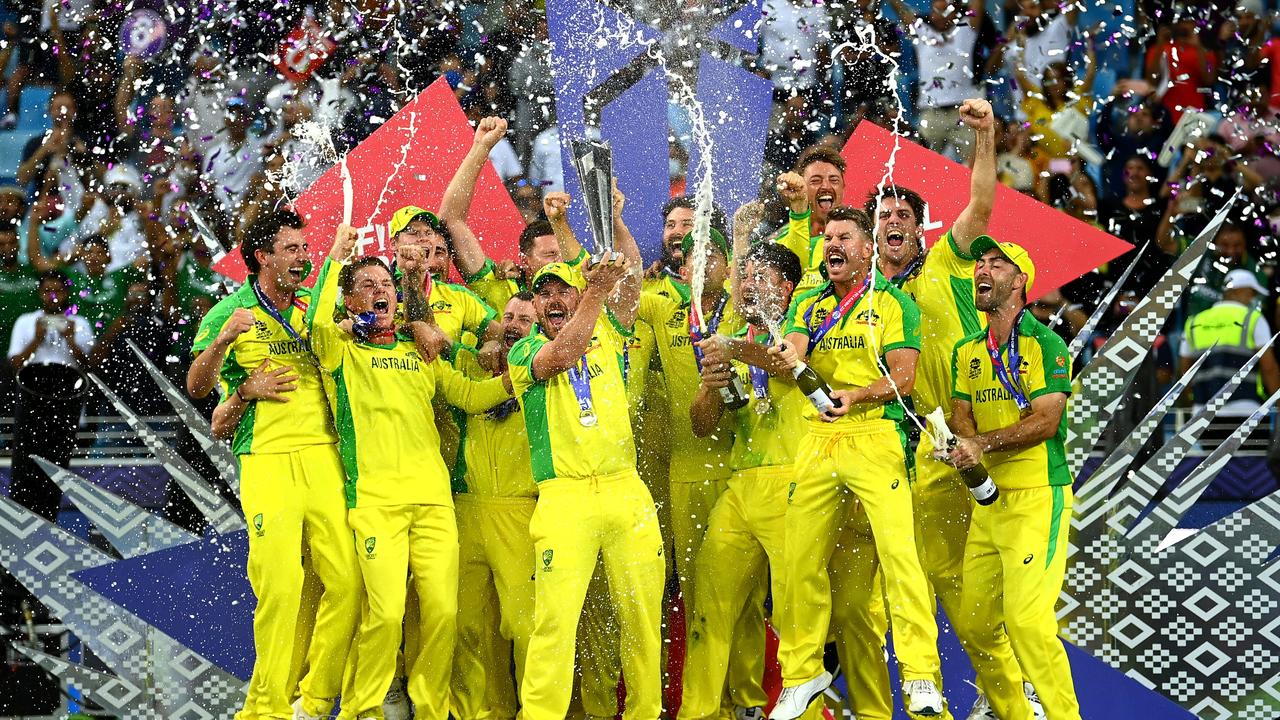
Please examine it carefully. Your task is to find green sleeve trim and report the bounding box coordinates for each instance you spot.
[463,258,497,284]
[1030,387,1071,400]
[944,227,976,262]
[882,340,920,353]
[521,382,556,482]
[782,284,826,337]
[508,335,545,372]
[1033,322,1073,395]
[605,307,634,338]
[567,249,588,267]
[952,390,972,401]
[893,286,923,349]
[788,209,812,221]
[191,296,240,355]
[949,275,982,337]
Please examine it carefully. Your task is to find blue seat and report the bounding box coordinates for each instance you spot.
[0,129,42,178]
[18,86,53,130]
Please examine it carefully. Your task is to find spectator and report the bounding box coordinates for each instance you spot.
[90,278,174,416]
[1013,41,1097,168]
[76,165,150,271]
[887,0,985,159]
[1180,268,1280,448]
[1006,0,1079,117]
[203,96,265,213]
[766,94,822,173]
[0,226,41,391]
[1,0,84,130]
[528,124,566,195]
[828,0,902,132]
[1183,221,1266,316]
[995,118,1036,194]
[16,92,89,195]
[760,0,831,105]
[1099,154,1175,295]
[6,269,92,521]
[1146,18,1217,122]
[1212,2,1268,111]
[63,235,136,334]
[1096,90,1170,199]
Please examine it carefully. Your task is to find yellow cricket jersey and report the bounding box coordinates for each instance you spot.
[637,288,740,481]
[464,250,588,313]
[773,210,826,296]
[727,328,808,472]
[642,274,687,302]
[625,320,658,416]
[951,313,1073,490]
[508,312,637,482]
[893,228,984,420]
[450,347,537,498]
[308,259,512,508]
[429,280,496,345]
[782,272,922,426]
[191,280,337,455]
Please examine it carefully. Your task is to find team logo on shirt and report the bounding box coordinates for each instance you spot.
[1053,354,1069,378]
[252,513,264,537]
[813,307,829,325]
[254,320,272,340]
[787,482,797,503]
[1023,553,1034,565]
[855,309,881,326]
[542,549,554,572]
[364,537,377,559]
[666,310,685,329]
[431,299,453,314]
[968,357,981,379]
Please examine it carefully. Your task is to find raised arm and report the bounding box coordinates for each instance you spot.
[544,191,585,262]
[439,116,508,278]
[884,0,918,26]
[306,224,358,371]
[530,259,627,381]
[951,98,997,253]
[607,182,642,329]
[730,201,766,302]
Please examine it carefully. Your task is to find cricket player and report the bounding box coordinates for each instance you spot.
[947,239,1079,720]
[508,226,666,720]
[773,145,848,294]
[449,292,539,720]
[308,225,513,720]
[187,209,360,720]
[681,239,805,720]
[643,197,725,300]
[771,206,942,719]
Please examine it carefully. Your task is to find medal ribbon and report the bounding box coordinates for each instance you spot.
[251,279,308,346]
[890,255,924,285]
[567,355,594,417]
[986,309,1031,414]
[688,292,729,372]
[803,274,872,356]
[747,326,770,402]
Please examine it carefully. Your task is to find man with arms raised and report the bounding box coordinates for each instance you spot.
[507,206,666,719]
[187,210,360,720]
[773,145,847,294]
[770,206,940,719]
[947,239,1079,720]
[308,225,514,720]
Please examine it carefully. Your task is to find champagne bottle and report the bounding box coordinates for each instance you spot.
[951,442,999,506]
[719,373,750,410]
[792,362,840,413]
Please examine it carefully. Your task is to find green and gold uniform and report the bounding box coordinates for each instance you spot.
[309,258,511,719]
[778,272,940,687]
[774,210,826,296]
[192,280,359,720]
[636,288,766,712]
[679,327,804,719]
[508,312,666,720]
[464,250,588,313]
[449,346,537,720]
[950,313,1078,720]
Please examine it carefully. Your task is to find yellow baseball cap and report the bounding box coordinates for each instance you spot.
[530,262,586,291]
[970,235,1036,295]
[388,205,441,237]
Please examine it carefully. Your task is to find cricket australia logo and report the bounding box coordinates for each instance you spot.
[542,549,554,572]
[364,537,377,559]
[252,513,264,538]
[787,482,797,503]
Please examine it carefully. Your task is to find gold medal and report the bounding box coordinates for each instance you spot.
[579,408,598,427]
[755,396,772,415]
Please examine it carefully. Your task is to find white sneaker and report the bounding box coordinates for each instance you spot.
[736,707,765,720]
[768,671,832,720]
[1024,682,1046,720]
[903,679,944,716]
[383,677,411,720]
[292,698,323,720]
[966,693,997,720]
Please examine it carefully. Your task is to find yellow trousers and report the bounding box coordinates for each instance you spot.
[578,559,622,720]
[678,466,781,719]
[452,495,537,720]
[828,501,893,720]
[236,444,362,720]
[347,504,459,719]
[954,486,1079,720]
[779,421,939,685]
[519,471,666,720]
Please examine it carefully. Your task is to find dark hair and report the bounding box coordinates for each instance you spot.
[38,269,70,288]
[241,209,304,273]
[826,206,875,240]
[744,242,802,287]
[794,145,846,176]
[80,234,109,250]
[518,220,554,256]
[512,290,535,303]
[338,256,391,294]
[661,197,728,235]
[863,184,927,226]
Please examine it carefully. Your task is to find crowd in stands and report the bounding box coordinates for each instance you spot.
[0,0,1278,447]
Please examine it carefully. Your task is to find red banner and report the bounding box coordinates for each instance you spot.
[274,16,336,83]
[841,122,1133,299]
[214,77,525,282]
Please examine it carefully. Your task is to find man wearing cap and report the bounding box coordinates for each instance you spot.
[507,208,667,720]
[308,224,514,720]
[1179,268,1280,436]
[437,116,586,313]
[946,238,1080,720]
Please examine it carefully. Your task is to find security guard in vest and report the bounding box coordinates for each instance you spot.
[1179,268,1280,448]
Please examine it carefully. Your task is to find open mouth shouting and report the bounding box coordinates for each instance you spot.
[885,229,907,250]
[825,246,848,273]
[288,264,306,282]
[372,298,391,317]
[815,190,836,213]
[544,305,569,331]
[975,276,994,304]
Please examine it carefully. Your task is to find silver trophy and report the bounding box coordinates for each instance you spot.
[570,138,616,259]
